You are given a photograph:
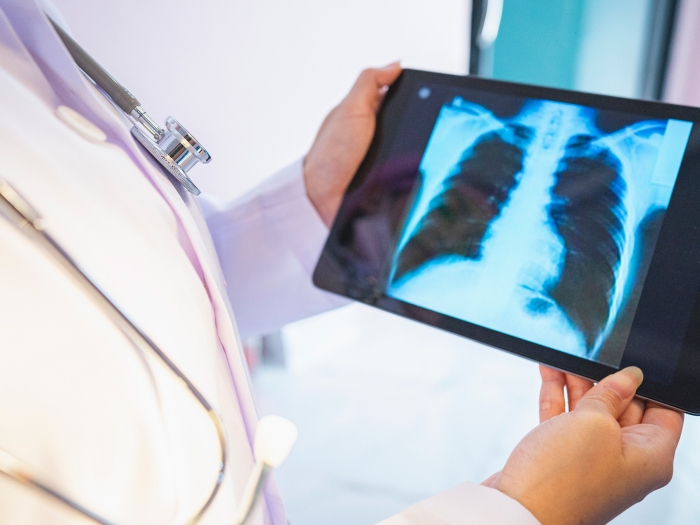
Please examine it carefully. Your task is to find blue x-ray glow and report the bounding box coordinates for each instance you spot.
[387,97,692,366]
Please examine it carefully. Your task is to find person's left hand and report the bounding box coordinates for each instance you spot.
[304,62,403,227]
[482,366,684,525]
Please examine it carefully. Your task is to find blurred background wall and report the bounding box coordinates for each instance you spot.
[475,0,674,99]
[51,0,469,200]
[51,0,700,524]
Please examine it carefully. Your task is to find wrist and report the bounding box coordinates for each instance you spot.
[303,156,338,228]
[491,479,551,525]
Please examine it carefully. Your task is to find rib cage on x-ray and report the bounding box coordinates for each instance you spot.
[389,98,672,363]
[546,135,627,351]
[394,125,532,280]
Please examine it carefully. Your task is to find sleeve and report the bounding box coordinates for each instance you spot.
[376,482,541,525]
[203,158,349,340]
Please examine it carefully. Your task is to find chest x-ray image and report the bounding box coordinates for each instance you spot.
[387,96,692,366]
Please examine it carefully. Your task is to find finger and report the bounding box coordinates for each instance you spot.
[375,61,403,84]
[641,402,684,444]
[565,374,594,410]
[576,367,643,419]
[618,397,646,427]
[539,365,566,422]
[347,63,403,111]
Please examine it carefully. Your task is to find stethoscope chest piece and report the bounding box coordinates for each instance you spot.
[131,117,211,196]
[49,16,212,197]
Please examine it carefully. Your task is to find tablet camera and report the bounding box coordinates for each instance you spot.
[418,87,431,99]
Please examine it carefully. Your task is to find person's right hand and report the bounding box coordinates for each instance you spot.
[304,63,402,227]
[483,366,684,525]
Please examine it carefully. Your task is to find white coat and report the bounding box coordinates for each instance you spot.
[0,0,539,523]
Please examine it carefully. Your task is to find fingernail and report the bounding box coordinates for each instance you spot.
[624,366,644,384]
[606,366,644,399]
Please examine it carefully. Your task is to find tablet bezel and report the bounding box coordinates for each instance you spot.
[313,69,700,414]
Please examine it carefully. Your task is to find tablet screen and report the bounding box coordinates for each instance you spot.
[314,70,700,410]
[387,91,692,370]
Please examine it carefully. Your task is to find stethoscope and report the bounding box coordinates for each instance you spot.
[50,17,210,196]
[0,16,297,525]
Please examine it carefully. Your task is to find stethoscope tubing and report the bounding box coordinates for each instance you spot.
[0,180,227,524]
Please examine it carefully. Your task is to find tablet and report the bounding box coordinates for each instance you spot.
[313,69,700,414]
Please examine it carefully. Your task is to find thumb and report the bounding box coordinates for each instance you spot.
[346,62,403,111]
[576,367,644,420]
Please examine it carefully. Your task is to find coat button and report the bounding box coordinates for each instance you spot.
[55,105,107,143]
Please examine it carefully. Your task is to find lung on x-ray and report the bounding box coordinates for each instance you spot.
[387,96,692,367]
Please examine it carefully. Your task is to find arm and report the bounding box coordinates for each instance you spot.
[204,158,346,339]
[205,64,402,339]
[376,482,540,525]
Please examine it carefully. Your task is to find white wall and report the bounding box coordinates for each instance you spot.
[52,0,470,201]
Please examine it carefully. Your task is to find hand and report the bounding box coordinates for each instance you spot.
[304,63,403,227]
[539,365,594,420]
[483,366,684,525]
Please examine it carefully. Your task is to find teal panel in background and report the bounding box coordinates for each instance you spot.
[574,0,653,98]
[492,0,585,90]
[488,0,654,97]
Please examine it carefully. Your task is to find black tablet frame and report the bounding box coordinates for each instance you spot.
[313,69,700,414]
